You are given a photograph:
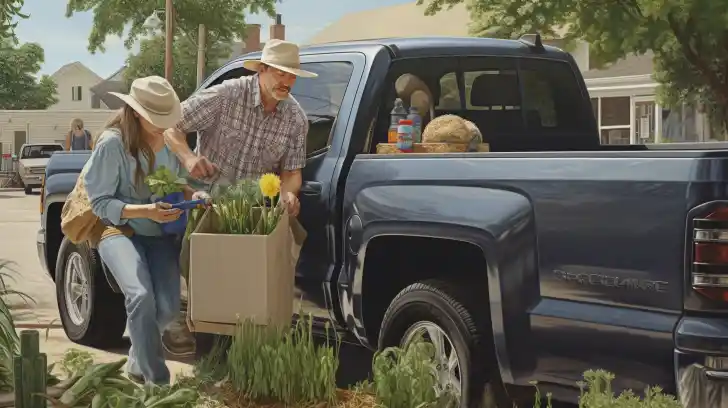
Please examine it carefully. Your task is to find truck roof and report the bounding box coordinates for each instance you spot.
[235,36,573,62]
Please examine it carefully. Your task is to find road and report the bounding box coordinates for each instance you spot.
[0,189,192,376]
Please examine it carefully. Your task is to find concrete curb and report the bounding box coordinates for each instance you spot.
[0,188,24,192]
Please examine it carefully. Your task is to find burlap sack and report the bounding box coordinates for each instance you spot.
[60,166,100,244]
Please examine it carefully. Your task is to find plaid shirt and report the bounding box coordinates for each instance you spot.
[177,74,308,180]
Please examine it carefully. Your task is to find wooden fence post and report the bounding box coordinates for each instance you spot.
[13,330,47,408]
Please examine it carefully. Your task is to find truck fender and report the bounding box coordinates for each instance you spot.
[342,184,537,385]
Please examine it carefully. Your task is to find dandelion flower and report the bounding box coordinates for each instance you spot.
[259,173,281,198]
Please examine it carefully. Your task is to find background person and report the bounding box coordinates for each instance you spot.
[66,118,93,151]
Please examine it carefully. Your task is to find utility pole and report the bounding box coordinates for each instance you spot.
[164,0,174,83]
[196,24,207,88]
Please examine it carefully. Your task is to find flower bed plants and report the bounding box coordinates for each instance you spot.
[0,259,689,408]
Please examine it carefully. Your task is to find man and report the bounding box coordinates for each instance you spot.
[161,39,316,355]
[164,39,317,216]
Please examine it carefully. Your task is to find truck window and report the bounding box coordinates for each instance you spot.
[291,61,354,155]
[436,57,592,136]
[21,145,63,159]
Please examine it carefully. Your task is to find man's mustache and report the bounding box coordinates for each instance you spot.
[276,85,291,92]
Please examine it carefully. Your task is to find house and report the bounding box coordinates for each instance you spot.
[48,62,110,110]
[305,1,717,144]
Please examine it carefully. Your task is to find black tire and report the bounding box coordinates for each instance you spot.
[55,237,126,348]
[24,186,32,195]
[378,279,509,408]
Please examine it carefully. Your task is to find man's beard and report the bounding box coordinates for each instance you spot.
[272,87,290,101]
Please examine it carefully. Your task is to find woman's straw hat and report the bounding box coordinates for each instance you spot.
[242,39,317,78]
[108,76,181,129]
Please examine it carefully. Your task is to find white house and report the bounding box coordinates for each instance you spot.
[48,62,110,110]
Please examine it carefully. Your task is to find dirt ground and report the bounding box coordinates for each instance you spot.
[0,189,192,377]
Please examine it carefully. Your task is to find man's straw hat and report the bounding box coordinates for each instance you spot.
[109,76,181,129]
[243,39,317,78]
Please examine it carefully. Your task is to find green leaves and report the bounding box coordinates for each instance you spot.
[144,166,187,197]
[0,42,58,109]
[0,0,28,43]
[123,34,232,101]
[65,0,280,55]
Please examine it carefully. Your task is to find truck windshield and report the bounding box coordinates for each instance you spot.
[21,145,63,159]
[436,57,594,137]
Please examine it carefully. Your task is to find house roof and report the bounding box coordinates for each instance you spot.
[50,61,104,83]
[307,1,470,44]
[583,52,654,79]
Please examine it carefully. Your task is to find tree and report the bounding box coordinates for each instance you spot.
[123,35,232,101]
[0,42,58,109]
[418,0,728,136]
[66,0,279,54]
[1,0,28,42]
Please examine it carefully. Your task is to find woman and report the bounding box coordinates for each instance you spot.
[84,76,207,385]
[66,118,93,151]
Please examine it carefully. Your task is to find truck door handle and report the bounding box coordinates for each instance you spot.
[300,182,322,196]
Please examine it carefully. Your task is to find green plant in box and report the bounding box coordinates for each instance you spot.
[145,165,187,197]
[212,173,285,235]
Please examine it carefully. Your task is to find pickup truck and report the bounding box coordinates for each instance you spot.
[37,36,728,407]
[18,143,64,194]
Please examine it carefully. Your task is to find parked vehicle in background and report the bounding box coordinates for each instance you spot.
[36,36,728,407]
[17,143,63,194]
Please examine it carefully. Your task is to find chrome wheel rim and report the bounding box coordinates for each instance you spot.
[402,321,462,403]
[64,252,90,326]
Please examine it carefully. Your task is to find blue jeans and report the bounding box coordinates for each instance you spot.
[98,234,181,384]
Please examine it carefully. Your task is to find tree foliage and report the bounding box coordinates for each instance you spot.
[418,0,728,135]
[66,0,279,54]
[0,42,58,109]
[0,0,28,42]
[123,35,232,101]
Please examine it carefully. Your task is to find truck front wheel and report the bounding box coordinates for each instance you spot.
[55,238,126,348]
[378,280,509,408]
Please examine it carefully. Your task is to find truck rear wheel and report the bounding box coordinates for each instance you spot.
[379,280,509,408]
[55,238,126,348]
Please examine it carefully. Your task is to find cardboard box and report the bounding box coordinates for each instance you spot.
[184,208,306,335]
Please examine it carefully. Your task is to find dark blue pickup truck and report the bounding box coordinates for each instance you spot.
[37,36,728,407]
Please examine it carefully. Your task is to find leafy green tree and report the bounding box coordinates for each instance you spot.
[0,42,58,109]
[66,0,279,54]
[123,35,232,101]
[1,0,28,42]
[418,0,728,136]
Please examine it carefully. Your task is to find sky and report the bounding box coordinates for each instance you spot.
[14,0,413,78]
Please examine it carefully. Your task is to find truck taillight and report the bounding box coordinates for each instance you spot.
[692,207,728,301]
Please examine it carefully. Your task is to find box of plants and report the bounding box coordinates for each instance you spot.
[187,173,306,335]
[145,166,188,235]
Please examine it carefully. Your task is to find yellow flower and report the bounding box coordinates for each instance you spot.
[259,173,281,198]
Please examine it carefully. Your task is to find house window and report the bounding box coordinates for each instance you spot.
[599,97,631,144]
[72,86,83,101]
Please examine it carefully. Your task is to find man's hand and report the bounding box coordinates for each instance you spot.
[184,156,219,180]
[281,191,300,217]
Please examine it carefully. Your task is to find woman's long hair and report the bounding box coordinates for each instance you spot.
[102,105,155,186]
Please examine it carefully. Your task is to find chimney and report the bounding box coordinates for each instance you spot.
[270,14,285,41]
[244,24,261,53]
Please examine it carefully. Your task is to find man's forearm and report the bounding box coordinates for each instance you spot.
[164,128,196,164]
[281,170,302,196]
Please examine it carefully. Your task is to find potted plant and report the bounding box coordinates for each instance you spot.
[145,166,188,235]
[186,173,305,335]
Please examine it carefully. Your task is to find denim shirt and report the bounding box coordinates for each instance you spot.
[83,129,187,236]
